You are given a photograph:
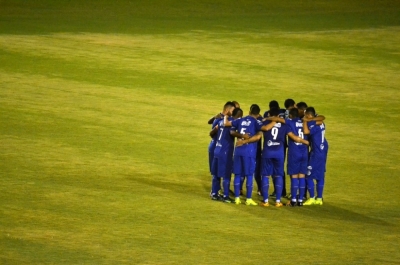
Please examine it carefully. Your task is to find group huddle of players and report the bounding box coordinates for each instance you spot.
[208,99,328,207]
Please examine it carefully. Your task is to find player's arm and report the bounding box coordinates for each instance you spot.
[263,116,285,124]
[230,130,250,140]
[236,131,262,147]
[260,121,276,132]
[209,125,218,138]
[303,120,310,135]
[223,115,232,127]
[208,113,223,124]
[313,115,325,125]
[287,132,309,145]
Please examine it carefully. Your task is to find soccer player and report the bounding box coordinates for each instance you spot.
[285,108,309,206]
[302,107,329,206]
[208,102,236,173]
[208,101,235,199]
[210,102,236,202]
[224,105,263,206]
[263,100,286,197]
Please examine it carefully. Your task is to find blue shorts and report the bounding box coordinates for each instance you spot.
[233,156,256,176]
[307,156,327,180]
[211,156,233,179]
[261,157,284,177]
[287,152,308,175]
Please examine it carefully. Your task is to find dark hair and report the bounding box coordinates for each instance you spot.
[223,101,235,110]
[269,100,279,109]
[289,108,299,118]
[296,101,308,110]
[232,101,240,108]
[269,107,280,117]
[305,107,316,116]
[250,104,260,115]
[284,99,295,109]
[232,108,243,118]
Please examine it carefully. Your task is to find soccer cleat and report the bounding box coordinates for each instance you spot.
[234,197,241,205]
[211,194,223,201]
[257,190,262,196]
[259,201,269,207]
[286,201,297,207]
[315,198,323,205]
[297,201,303,207]
[275,202,283,207]
[303,197,316,205]
[245,199,258,206]
[223,196,235,203]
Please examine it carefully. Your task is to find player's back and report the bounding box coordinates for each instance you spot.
[262,121,288,158]
[233,115,262,158]
[286,118,308,154]
[308,121,328,157]
[214,117,234,157]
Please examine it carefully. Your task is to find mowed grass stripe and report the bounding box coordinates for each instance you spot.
[1,30,399,96]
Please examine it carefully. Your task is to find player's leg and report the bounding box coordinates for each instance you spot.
[286,174,299,207]
[254,155,262,196]
[273,158,285,207]
[210,157,222,201]
[232,155,243,204]
[315,176,325,205]
[244,157,257,206]
[303,176,316,205]
[221,157,234,203]
[260,157,272,206]
[298,175,306,206]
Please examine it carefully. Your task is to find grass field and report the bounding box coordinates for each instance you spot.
[1,0,400,264]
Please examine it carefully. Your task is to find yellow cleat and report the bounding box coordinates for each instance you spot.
[303,197,316,205]
[275,202,283,207]
[234,197,241,205]
[315,198,323,205]
[245,199,258,206]
[259,201,269,207]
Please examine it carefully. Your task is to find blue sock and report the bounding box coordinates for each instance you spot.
[211,175,221,195]
[246,174,254,199]
[240,176,245,190]
[316,178,325,199]
[299,178,306,201]
[234,174,241,197]
[261,176,269,202]
[223,177,231,198]
[274,176,283,201]
[291,178,299,201]
[306,178,315,198]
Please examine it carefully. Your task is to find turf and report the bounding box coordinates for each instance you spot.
[1,0,400,264]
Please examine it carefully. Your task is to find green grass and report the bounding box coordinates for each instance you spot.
[1,0,400,264]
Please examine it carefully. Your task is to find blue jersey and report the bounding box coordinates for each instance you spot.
[208,118,220,150]
[307,121,328,158]
[286,118,308,158]
[232,116,262,158]
[262,121,289,159]
[214,117,234,158]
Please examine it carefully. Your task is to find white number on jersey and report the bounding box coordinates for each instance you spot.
[271,127,279,140]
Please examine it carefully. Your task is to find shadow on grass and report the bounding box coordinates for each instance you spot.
[125,172,396,228]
